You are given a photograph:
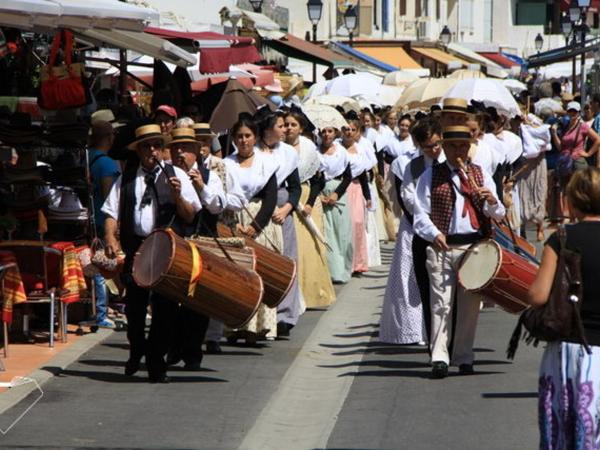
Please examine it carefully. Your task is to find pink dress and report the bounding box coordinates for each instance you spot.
[346,148,369,273]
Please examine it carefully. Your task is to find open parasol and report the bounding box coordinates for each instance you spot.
[443,78,521,118]
[304,94,361,114]
[394,78,458,110]
[301,103,348,131]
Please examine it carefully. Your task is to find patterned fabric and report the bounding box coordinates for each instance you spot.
[430,163,490,235]
[379,216,426,344]
[0,251,27,324]
[51,242,86,304]
[207,156,227,192]
[538,341,600,450]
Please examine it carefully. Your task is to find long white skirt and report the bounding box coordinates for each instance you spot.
[378,216,426,344]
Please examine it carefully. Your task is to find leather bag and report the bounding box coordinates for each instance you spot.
[507,225,590,359]
[38,30,87,110]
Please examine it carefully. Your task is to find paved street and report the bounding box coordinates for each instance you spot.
[0,244,543,449]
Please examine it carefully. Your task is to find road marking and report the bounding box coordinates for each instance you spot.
[239,269,385,450]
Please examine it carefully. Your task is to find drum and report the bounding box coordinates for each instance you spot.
[217,223,296,308]
[458,239,538,314]
[132,229,263,328]
[493,222,538,261]
[187,236,256,271]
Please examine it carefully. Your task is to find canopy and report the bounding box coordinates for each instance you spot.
[446,43,507,78]
[0,0,158,32]
[76,29,197,67]
[146,27,262,73]
[353,45,422,71]
[264,33,354,69]
[479,52,520,69]
[328,41,395,72]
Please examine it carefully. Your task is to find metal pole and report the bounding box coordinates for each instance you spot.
[312,23,317,83]
[119,49,128,106]
[572,36,577,95]
[581,28,587,107]
[349,30,353,47]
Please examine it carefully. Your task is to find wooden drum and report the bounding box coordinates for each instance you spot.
[458,239,537,314]
[187,236,256,271]
[133,229,263,328]
[217,223,296,308]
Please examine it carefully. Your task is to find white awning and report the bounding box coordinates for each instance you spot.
[222,6,281,32]
[75,28,196,67]
[0,0,158,32]
[447,42,508,79]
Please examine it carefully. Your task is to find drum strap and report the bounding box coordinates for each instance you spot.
[187,241,203,298]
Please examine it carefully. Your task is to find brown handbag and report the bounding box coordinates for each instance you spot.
[507,225,591,359]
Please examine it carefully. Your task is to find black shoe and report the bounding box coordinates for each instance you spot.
[431,361,449,379]
[124,359,140,376]
[148,374,170,384]
[205,341,222,354]
[458,364,474,375]
[183,361,202,371]
[277,322,291,337]
[166,353,182,366]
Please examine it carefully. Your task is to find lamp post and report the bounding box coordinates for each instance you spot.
[344,6,357,47]
[307,0,323,84]
[249,0,263,13]
[439,25,451,48]
[534,33,543,54]
[561,1,591,102]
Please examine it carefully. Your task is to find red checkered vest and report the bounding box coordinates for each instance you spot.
[430,163,491,236]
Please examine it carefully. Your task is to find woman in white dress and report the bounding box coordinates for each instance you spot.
[379,117,444,345]
[255,109,304,336]
[284,110,336,308]
[223,118,280,344]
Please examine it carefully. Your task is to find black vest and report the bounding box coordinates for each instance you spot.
[400,155,428,225]
[119,161,184,255]
[186,163,218,237]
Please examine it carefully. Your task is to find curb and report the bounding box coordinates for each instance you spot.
[0,328,114,415]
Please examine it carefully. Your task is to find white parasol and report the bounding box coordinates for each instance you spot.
[302,103,349,131]
[447,69,486,80]
[304,94,361,114]
[394,78,457,110]
[502,79,527,95]
[295,204,332,251]
[534,97,564,115]
[383,70,420,87]
[443,78,521,117]
[326,73,383,98]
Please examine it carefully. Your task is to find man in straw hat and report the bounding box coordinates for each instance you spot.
[440,97,469,128]
[413,125,505,379]
[102,124,201,383]
[191,122,246,354]
[165,127,228,369]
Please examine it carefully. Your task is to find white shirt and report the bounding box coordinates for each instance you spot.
[363,127,379,145]
[190,161,226,215]
[102,164,201,237]
[520,123,551,159]
[204,155,246,212]
[470,139,497,176]
[356,136,378,170]
[319,143,349,181]
[260,141,298,187]
[379,135,416,160]
[401,153,446,216]
[224,150,279,200]
[496,130,523,165]
[481,133,507,168]
[413,162,506,243]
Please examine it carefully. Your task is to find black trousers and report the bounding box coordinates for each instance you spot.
[169,307,210,365]
[412,234,431,344]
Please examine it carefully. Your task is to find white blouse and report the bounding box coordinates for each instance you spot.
[297,135,321,183]
[224,149,279,200]
[259,141,299,187]
[319,142,349,181]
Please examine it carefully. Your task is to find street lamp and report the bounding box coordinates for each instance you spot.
[344,6,358,47]
[569,0,582,22]
[249,0,263,13]
[306,0,323,84]
[439,25,451,46]
[534,33,544,53]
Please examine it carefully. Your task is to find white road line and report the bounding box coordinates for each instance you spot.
[239,269,385,450]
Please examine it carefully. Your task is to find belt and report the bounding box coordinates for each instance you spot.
[446,232,484,246]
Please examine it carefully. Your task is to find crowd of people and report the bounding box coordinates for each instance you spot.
[83,80,600,445]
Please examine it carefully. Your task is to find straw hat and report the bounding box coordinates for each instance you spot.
[264,79,284,93]
[192,122,216,138]
[441,125,475,143]
[441,98,468,115]
[91,109,116,125]
[127,124,170,150]
[167,128,200,147]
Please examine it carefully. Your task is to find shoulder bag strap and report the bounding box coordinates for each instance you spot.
[47,31,63,68]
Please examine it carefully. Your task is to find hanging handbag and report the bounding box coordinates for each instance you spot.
[38,30,87,110]
[507,225,590,359]
[555,123,581,179]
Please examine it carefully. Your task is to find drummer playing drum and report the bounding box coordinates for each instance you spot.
[413,125,506,379]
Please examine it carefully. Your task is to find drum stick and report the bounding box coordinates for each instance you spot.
[241,204,281,254]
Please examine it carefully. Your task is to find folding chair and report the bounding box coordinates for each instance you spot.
[0,241,64,348]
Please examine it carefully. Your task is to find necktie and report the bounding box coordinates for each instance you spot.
[140,168,159,209]
[456,169,480,229]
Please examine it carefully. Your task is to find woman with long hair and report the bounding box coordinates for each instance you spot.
[339,117,372,275]
[528,167,600,449]
[255,109,304,336]
[223,118,279,344]
[317,126,353,283]
[284,111,336,308]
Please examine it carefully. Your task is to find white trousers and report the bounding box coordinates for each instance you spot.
[425,245,482,365]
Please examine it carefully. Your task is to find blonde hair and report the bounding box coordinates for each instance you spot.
[567,167,600,215]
